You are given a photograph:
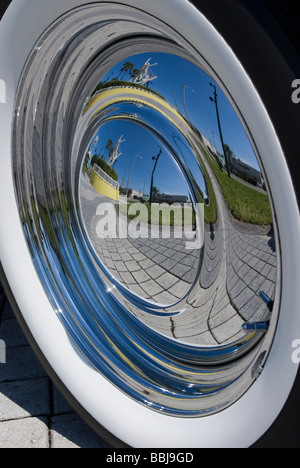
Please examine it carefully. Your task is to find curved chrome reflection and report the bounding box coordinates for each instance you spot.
[12,4,279,417]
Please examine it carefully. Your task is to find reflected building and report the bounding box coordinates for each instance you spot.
[154,193,189,204]
[230,158,263,187]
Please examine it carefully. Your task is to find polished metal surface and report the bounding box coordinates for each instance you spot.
[12,3,280,417]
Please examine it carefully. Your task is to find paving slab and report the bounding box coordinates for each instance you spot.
[0,417,49,449]
[0,297,112,449]
[51,413,110,449]
[0,378,50,421]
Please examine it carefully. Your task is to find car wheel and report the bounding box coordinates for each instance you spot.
[0,0,299,448]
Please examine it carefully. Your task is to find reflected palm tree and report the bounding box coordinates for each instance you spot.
[105,139,113,161]
[118,61,135,81]
[152,186,159,200]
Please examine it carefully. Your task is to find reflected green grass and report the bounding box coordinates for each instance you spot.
[201,146,273,225]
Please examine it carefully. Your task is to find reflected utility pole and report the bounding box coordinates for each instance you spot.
[209,83,231,178]
[127,154,142,197]
[150,148,162,204]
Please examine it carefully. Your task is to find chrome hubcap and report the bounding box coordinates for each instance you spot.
[12,3,280,416]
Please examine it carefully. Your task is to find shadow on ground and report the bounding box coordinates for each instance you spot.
[0,290,111,448]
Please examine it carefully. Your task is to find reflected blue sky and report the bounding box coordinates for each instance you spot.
[87,51,260,196]
[103,53,259,169]
[89,119,192,197]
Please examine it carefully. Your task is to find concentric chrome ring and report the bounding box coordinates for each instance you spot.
[12,3,280,417]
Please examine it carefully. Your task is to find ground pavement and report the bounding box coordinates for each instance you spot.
[0,288,110,448]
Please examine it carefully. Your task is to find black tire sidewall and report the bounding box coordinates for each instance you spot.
[190,0,300,448]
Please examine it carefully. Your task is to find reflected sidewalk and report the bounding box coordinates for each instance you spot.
[80,172,276,346]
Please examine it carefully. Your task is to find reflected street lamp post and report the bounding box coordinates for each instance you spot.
[127,154,142,197]
[209,83,231,178]
[150,148,162,204]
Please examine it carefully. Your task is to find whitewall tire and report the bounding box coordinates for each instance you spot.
[0,0,299,448]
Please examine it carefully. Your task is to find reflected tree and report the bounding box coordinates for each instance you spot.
[118,61,135,81]
[105,138,113,161]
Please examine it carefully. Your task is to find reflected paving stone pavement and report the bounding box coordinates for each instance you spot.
[80,167,277,346]
[0,290,110,449]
